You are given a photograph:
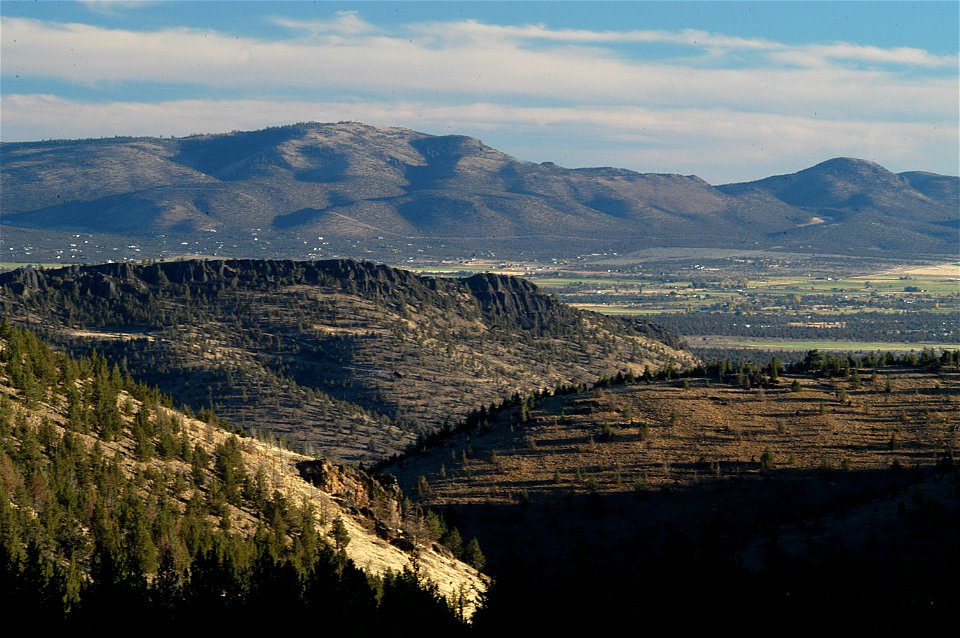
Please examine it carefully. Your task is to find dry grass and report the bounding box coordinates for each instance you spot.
[381,366,958,575]
[389,367,959,505]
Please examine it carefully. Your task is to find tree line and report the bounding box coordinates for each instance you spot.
[650,310,956,343]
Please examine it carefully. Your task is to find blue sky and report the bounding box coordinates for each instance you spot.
[1,1,957,183]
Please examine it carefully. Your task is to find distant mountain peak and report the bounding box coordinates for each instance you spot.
[805,157,896,178]
[814,156,885,168]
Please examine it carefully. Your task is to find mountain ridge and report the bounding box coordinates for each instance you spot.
[0,257,691,462]
[2,122,957,259]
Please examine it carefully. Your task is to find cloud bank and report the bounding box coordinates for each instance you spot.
[1,13,956,183]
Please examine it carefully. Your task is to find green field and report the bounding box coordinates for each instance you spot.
[571,304,687,315]
[529,277,646,288]
[751,274,959,295]
[0,262,66,272]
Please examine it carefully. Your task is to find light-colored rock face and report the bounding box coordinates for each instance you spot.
[239,448,489,618]
[143,405,490,617]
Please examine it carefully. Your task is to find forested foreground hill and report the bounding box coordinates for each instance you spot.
[0,258,691,462]
[0,322,483,630]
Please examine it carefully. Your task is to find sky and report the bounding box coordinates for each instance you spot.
[1,1,957,184]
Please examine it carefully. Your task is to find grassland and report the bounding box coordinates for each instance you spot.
[383,362,959,610]
[390,366,959,505]
[0,262,66,272]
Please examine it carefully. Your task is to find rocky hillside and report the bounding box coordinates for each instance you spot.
[0,258,692,462]
[0,323,485,627]
[2,122,956,261]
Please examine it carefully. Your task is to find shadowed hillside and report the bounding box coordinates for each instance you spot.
[0,258,691,462]
[717,157,959,252]
[383,354,960,631]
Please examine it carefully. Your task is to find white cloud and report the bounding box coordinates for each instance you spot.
[272,11,376,37]
[412,20,780,50]
[411,19,955,68]
[2,17,955,122]
[80,1,158,16]
[773,43,956,69]
[1,14,955,182]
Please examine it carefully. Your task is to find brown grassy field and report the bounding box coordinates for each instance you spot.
[391,367,958,504]
[384,365,959,584]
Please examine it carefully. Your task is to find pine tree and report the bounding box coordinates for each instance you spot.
[329,515,350,553]
[463,537,485,570]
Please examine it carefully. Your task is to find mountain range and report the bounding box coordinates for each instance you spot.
[2,122,957,260]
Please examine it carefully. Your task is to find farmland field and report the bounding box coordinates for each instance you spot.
[405,252,958,363]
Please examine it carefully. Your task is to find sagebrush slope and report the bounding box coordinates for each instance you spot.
[0,258,692,462]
